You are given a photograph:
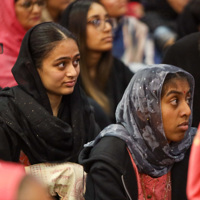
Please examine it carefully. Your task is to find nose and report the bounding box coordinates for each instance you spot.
[181,101,191,118]
[65,64,79,78]
[103,21,112,32]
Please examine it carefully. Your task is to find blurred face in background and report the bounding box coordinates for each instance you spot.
[86,2,113,52]
[15,0,44,30]
[99,0,127,18]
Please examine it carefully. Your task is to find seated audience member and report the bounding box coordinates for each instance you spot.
[79,64,197,200]
[140,0,189,56]
[95,0,155,72]
[177,0,200,39]
[0,22,100,199]
[0,22,99,165]
[0,0,44,88]
[0,160,52,200]
[60,0,134,129]
[162,32,200,128]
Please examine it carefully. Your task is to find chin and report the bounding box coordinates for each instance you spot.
[62,88,75,95]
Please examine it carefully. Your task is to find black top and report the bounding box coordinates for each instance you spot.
[0,23,100,164]
[79,136,191,200]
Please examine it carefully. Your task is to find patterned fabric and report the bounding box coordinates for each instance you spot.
[85,64,196,177]
[127,148,171,200]
[112,16,155,73]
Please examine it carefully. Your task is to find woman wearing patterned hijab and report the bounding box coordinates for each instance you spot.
[79,64,197,200]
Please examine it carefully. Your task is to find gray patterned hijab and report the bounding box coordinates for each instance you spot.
[85,64,197,177]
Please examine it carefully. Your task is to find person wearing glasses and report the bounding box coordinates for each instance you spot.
[60,0,134,129]
[0,0,44,89]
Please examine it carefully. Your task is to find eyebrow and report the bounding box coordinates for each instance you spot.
[87,14,109,20]
[54,53,80,62]
[166,89,191,97]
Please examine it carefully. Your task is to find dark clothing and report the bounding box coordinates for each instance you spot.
[0,23,100,164]
[79,136,191,200]
[141,0,178,32]
[162,32,200,127]
[177,0,200,39]
[89,57,134,128]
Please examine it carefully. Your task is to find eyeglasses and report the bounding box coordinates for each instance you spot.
[87,18,113,31]
[17,0,45,11]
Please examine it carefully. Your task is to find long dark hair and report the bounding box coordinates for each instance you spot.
[60,0,113,115]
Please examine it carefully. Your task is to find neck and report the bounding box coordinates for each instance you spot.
[46,6,60,22]
[47,93,62,117]
[86,51,102,79]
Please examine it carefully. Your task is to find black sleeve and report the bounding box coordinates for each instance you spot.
[84,161,128,200]
[0,124,12,161]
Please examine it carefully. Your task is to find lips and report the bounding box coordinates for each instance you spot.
[102,36,113,42]
[178,121,189,131]
[63,80,76,87]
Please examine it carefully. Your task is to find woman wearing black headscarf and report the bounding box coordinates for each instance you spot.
[162,32,200,127]
[0,22,100,165]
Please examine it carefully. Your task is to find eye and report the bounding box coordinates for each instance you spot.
[88,19,101,27]
[73,58,80,67]
[170,98,178,106]
[22,1,32,8]
[57,62,66,69]
[186,96,192,105]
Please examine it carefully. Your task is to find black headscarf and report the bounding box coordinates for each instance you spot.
[0,22,99,164]
[162,32,200,127]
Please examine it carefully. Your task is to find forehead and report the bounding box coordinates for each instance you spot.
[162,78,190,95]
[44,39,79,59]
[87,2,108,18]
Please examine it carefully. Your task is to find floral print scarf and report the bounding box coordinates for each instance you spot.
[85,64,197,177]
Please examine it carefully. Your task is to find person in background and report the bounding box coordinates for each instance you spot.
[95,0,155,72]
[177,0,200,39]
[60,0,134,129]
[42,0,74,22]
[0,160,53,200]
[0,0,44,88]
[79,64,197,200]
[162,32,200,128]
[0,22,99,165]
[140,0,190,58]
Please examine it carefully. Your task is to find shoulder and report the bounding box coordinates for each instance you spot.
[80,136,129,173]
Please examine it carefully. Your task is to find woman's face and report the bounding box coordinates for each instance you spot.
[99,0,127,18]
[161,78,192,143]
[37,39,80,98]
[86,2,113,52]
[15,0,44,30]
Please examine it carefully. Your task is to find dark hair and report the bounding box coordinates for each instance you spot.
[161,72,191,97]
[30,22,78,69]
[60,0,113,114]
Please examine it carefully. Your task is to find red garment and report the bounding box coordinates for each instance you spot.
[0,160,25,200]
[0,0,26,88]
[127,148,171,200]
[187,124,200,200]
